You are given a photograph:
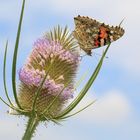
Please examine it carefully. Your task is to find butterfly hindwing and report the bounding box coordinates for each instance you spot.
[73,15,125,55]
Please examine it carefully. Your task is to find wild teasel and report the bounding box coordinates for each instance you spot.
[0,0,111,140]
[18,36,80,118]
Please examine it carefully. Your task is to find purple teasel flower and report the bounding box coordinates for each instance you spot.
[18,38,80,117]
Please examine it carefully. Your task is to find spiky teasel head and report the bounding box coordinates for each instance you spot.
[18,26,80,120]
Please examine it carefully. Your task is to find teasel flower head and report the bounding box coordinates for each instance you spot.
[18,26,80,119]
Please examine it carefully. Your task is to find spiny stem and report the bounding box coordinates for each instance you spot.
[22,114,39,140]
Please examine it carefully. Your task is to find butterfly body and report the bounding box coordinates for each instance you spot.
[73,15,125,55]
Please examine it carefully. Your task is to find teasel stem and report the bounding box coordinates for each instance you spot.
[22,113,39,140]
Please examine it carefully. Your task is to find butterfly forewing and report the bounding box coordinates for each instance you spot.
[73,15,125,55]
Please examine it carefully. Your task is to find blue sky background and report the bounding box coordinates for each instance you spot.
[0,0,140,140]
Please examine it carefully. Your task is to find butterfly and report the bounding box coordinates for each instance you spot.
[73,15,125,56]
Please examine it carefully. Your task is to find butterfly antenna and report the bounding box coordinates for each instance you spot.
[119,18,125,27]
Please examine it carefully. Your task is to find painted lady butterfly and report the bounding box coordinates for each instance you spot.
[73,15,125,56]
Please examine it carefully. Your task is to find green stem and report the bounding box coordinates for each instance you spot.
[22,114,39,140]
